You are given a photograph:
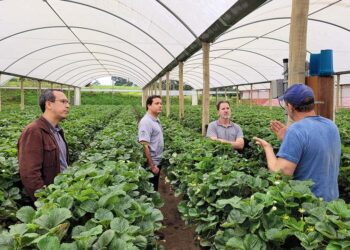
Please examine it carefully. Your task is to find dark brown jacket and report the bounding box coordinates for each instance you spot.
[18,116,69,200]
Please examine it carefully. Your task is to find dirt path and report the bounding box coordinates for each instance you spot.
[158,170,200,250]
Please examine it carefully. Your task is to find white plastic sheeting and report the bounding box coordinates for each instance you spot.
[1,0,350,89]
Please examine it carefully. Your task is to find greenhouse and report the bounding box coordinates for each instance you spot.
[1,0,350,249]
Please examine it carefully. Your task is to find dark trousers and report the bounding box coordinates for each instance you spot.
[145,165,162,191]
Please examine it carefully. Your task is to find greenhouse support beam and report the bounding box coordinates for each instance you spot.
[166,72,170,117]
[67,85,71,104]
[236,86,239,105]
[51,82,54,89]
[269,82,272,110]
[179,62,184,119]
[288,0,309,85]
[142,89,146,107]
[250,84,252,108]
[340,85,343,108]
[202,42,210,136]
[159,77,162,97]
[192,90,198,106]
[336,74,340,111]
[20,78,24,110]
[225,88,227,101]
[74,87,81,106]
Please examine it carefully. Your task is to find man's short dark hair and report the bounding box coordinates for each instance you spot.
[146,95,161,110]
[286,97,315,112]
[216,100,230,111]
[39,89,63,113]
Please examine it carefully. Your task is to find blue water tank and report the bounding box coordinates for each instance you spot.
[309,53,320,76]
[319,49,334,76]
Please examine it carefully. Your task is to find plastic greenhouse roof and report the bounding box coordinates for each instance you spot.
[1,0,350,90]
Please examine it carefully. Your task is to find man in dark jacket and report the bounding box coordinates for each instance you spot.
[18,89,70,200]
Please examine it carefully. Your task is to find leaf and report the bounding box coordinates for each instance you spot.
[215,196,241,209]
[94,208,114,222]
[92,229,115,249]
[265,228,292,242]
[37,236,60,250]
[73,225,103,239]
[34,208,72,230]
[315,222,338,239]
[16,206,36,223]
[9,224,28,236]
[110,218,129,234]
[80,200,98,213]
[327,200,350,219]
[133,235,147,248]
[57,195,74,209]
[226,237,244,249]
[60,242,78,250]
[243,234,266,250]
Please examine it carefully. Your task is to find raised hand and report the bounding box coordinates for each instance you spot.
[270,120,287,141]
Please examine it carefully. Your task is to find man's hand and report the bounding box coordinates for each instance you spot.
[253,137,271,149]
[270,120,287,141]
[150,165,160,175]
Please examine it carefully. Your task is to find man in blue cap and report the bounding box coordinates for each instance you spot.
[254,83,341,201]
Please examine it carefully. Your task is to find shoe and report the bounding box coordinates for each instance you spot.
[155,231,165,240]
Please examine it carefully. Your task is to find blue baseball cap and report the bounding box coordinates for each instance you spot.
[279,84,314,107]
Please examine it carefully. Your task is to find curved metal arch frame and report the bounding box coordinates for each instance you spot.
[72,70,143,87]
[0,26,162,70]
[26,51,156,79]
[60,0,175,58]
[4,41,160,79]
[54,62,148,84]
[183,71,224,87]
[186,56,269,81]
[65,67,145,86]
[222,17,350,39]
[168,72,201,89]
[190,48,283,68]
[76,72,143,88]
[184,62,249,84]
[155,0,197,38]
[213,36,312,55]
[44,56,152,82]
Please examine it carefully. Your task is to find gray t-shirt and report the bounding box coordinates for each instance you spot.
[138,113,164,165]
[206,120,243,141]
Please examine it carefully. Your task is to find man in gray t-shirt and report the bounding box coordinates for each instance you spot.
[206,101,244,150]
[138,95,164,191]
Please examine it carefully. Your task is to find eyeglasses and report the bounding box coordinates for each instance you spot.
[278,98,286,111]
[54,99,69,105]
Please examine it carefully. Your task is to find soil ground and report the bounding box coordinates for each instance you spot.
[158,170,201,250]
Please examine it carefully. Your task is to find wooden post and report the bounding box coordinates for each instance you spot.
[179,62,184,119]
[216,88,218,104]
[0,74,2,112]
[142,88,147,107]
[166,72,170,117]
[336,74,340,111]
[288,0,309,85]
[20,78,25,110]
[202,42,210,136]
[306,76,334,120]
[67,85,71,103]
[38,80,42,93]
[269,82,272,110]
[250,84,253,108]
[225,87,227,100]
[236,86,239,105]
[340,85,343,108]
[159,77,162,97]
